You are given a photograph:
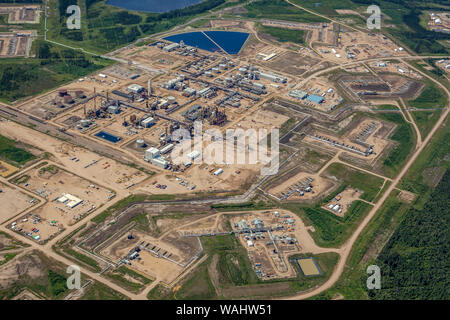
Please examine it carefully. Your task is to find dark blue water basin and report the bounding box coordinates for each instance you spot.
[95,131,122,143]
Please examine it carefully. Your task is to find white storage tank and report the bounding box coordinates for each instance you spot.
[136,139,145,148]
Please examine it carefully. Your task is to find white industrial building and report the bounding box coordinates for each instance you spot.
[198,87,213,97]
[289,90,307,100]
[127,84,145,94]
[160,143,174,154]
[254,71,287,83]
[183,87,196,97]
[163,43,180,52]
[141,116,155,128]
[151,157,168,169]
[57,193,83,209]
[144,147,169,169]
[187,150,201,161]
[145,147,160,161]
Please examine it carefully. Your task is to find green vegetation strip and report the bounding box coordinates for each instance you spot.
[259,25,306,45]
[0,134,35,165]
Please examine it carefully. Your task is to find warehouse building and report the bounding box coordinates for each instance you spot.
[145,147,160,161]
[160,143,174,154]
[127,84,145,94]
[141,116,155,128]
[151,157,169,169]
[306,94,324,104]
[57,193,83,209]
[163,43,180,52]
[254,71,287,83]
[289,90,308,100]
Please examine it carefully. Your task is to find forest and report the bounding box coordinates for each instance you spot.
[370,170,449,299]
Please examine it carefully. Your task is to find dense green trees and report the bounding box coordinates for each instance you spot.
[370,170,450,299]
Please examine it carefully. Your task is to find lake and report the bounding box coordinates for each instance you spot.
[105,0,203,13]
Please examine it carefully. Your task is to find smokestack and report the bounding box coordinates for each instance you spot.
[94,87,97,112]
[148,79,152,96]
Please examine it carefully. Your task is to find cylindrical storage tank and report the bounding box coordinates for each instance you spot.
[136,139,145,148]
[80,119,91,127]
[64,95,73,103]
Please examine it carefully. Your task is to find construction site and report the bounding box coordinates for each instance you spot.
[303,118,393,163]
[314,27,409,62]
[287,76,344,112]
[0,160,18,177]
[339,74,424,101]
[427,12,450,33]
[0,182,37,223]
[266,171,335,202]
[0,30,35,57]
[9,163,115,243]
[371,60,423,80]
[0,5,41,24]
[322,187,363,217]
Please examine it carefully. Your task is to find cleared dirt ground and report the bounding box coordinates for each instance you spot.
[0,182,35,223]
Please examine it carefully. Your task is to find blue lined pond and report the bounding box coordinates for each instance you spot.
[163,31,250,55]
[94,131,122,143]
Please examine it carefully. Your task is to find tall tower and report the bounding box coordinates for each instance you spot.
[93,87,97,113]
[148,79,152,96]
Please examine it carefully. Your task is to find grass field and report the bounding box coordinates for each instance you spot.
[0,134,35,165]
[91,194,150,224]
[147,283,174,300]
[324,163,385,202]
[258,25,306,45]
[290,0,358,17]
[0,250,72,300]
[62,248,102,273]
[400,116,450,206]
[0,41,112,103]
[80,280,129,300]
[244,0,327,23]
[374,109,416,178]
[407,80,448,137]
[285,200,372,248]
[105,266,152,293]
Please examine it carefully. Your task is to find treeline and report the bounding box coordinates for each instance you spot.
[147,0,225,22]
[0,65,37,92]
[59,0,77,21]
[370,170,450,299]
[36,40,93,68]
